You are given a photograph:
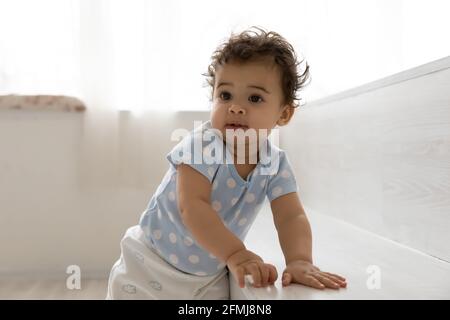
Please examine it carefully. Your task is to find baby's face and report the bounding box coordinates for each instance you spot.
[210,58,291,148]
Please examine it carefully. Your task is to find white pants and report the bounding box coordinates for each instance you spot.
[106,225,230,300]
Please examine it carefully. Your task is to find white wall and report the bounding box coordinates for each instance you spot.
[0,110,209,277]
[283,57,450,262]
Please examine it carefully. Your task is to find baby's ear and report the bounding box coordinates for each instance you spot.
[276,105,295,126]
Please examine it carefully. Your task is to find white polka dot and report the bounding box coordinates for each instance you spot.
[226,178,236,188]
[238,218,247,226]
[188,255,200,264]
[169,254,179,264]
[195,271,207,276]
[184,236,194,246]
[281,169,291,178]
[234,210,241,219]
[272,186,283,197]
[212,180,218,190]
[231,197,238,206]
[209,253,216,259]
[169,232,177,243]
[207,167,215,177]
[217,263,226,270]
[153,229,162,240]
[212,201,222,212]
[168,191,176,202]
[245,193,256,203]
[260,179,266,188]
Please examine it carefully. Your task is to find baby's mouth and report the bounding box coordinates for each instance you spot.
[224,123,249,131]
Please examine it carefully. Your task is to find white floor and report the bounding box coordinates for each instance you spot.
[0,277,108,300]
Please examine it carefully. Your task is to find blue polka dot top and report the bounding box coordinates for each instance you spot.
[139,120,298,276]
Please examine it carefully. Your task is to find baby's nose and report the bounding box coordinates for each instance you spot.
[228,104,246,115]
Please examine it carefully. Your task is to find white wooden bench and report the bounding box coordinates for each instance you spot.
[231,204,450,299]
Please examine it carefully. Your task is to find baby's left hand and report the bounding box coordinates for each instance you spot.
[282,260,347,290]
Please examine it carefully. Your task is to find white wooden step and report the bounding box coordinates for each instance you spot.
[231,204,450,299]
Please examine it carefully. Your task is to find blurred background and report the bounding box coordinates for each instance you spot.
[2,0,450,109]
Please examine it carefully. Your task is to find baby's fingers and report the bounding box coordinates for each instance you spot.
[283,272,325,289]
[235,266,246,288]
[322,272,347,287]
[313,273,340,289]
[323,272,347,283]
[257,263,277,287]
[304,275,325,289]
[247,263,262,287]
[266,264,278,285]
[282,272,292,287]
[259,264,270,287]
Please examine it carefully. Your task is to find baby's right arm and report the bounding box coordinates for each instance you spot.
[177,164,278,288]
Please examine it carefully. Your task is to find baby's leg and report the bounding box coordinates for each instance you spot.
[106,230,159,300]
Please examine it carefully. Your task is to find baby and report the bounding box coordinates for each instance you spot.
[107,27,346,300]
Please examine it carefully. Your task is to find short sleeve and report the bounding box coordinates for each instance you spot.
[266,151,299,202]
[166,125,222,183]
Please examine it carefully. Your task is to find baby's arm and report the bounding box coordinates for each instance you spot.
[271,192,346,289]
[271,192,313,264]
[177,164,277,288]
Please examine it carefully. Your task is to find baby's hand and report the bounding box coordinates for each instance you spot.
[282,260,347,289]
[226,249,278,288]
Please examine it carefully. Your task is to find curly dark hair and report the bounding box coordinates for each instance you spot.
[203,26,310,108]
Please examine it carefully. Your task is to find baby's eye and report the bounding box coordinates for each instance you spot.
[249,95,264,103]
[219,91,232,101]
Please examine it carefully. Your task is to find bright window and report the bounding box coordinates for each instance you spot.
[1,0,449,111]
